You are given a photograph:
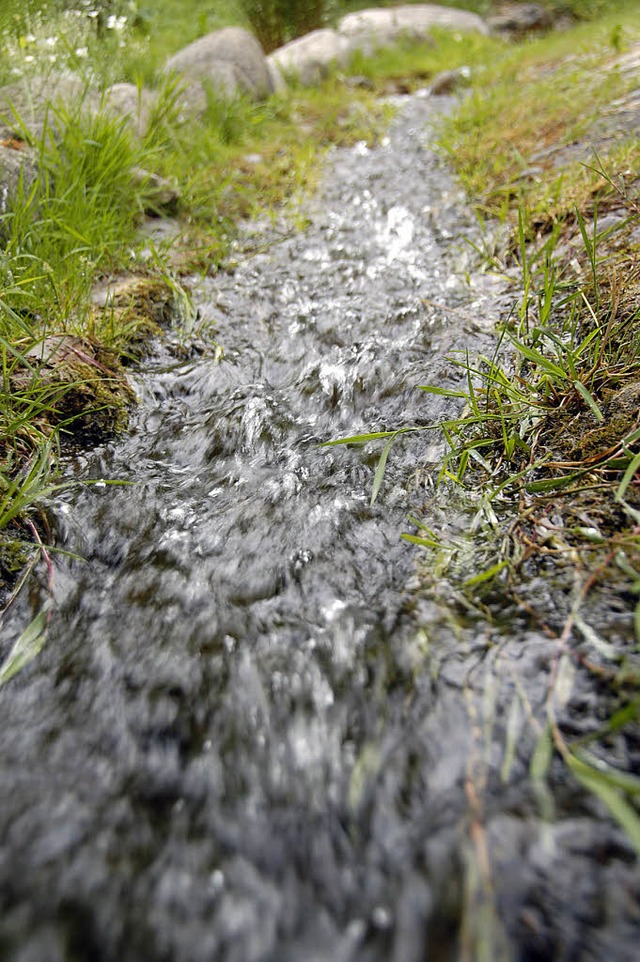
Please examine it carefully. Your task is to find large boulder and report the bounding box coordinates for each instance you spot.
[0,75,89,137]
[164,27,274,112]
[268,29,352,87]
[339,4,488,55]
[266,59,287,95]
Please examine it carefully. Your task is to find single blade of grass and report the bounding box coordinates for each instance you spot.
[401,533,443,548]
[615,451,640,503]
[463,559,508,589]
[567,752,640,857]
[524,472,583,493]
[508,336,570,381]
[501,694,524,784]
[322,428,415,446]
[370,433,397,506]
[418,384,468,398]
[530,723,553,781]
[0,608,48,687]
[573,379,604,421]
[575,750,640,796]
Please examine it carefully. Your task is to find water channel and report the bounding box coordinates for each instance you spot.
[0,94,638,962]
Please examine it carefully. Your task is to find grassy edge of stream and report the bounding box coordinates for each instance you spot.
[324,1,640,862]
[419,4,640,862]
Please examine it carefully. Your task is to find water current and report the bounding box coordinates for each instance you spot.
[1,95,639,962]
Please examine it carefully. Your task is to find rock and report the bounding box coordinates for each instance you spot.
[338,4,488,55]
[173,62,244,116]
[266,59,288,95]
[268,29,351,87]
[164,27,274,111]
[0,75,154,141]
[130,167,180,215]
[0,136,38,211]
[103,83,156,138]
[0,75,90,140]
[92,275,195,358]
[488,3,553,38]
[429,66,471,96]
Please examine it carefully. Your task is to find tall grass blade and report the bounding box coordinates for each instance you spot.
[572,380,604,421]
[530,724,553,781]
[615,451,640,503]
[567,752,640,857]
[0,609,48,687]
[370,433,397,506]
[418,385,468,398]
[463,559,508,588]
[323,429,406,446]
[509,337,569,380]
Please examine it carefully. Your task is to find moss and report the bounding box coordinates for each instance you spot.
[89,273,195,357]
[0,530,34,584]
[9,334,136,444]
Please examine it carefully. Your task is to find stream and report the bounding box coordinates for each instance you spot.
[1,94,639,962]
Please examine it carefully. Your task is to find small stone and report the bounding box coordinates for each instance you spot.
[429,66,471,96]
[488,3,553,38]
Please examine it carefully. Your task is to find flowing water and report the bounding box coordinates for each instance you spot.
[1,95,639,962]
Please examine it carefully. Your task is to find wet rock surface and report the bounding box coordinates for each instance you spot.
[0,94,638,962]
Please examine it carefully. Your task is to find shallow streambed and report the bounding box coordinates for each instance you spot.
[0,94,638,962]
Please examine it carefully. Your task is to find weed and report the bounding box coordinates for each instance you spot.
[241,0,332,53]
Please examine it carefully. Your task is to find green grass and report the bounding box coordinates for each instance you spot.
[438,1,640,221]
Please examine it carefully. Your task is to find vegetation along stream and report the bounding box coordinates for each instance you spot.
[1,92,639,961]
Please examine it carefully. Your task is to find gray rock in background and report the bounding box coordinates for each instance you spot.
[268,29,351,87]
[0,74,89,136]
[0,75,155,140]
[488,3,553,38]
[0,137,38,212]
[103,83,157,138]
[164,27,274,111]
[338,3,488,55]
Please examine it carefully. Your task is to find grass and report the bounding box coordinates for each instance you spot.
[425,1,640,577]
[438,1,640,222]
